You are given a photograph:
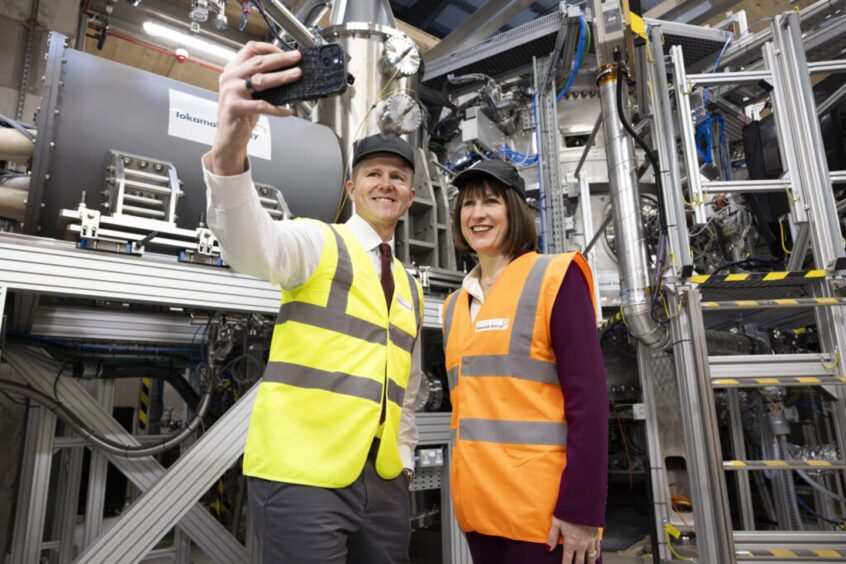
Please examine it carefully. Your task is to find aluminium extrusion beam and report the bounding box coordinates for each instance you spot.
[4,349,249,564]
[533,56,566,254]
[423,0,536,63]
[8,405,57,564]
[668,289,735,562]
[82,379,114,550]
[727,390,755,530]
[708,354,835,378]
[76,382,257,563]
[647,24,692,278]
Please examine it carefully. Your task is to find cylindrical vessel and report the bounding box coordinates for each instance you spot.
[598,66,668,349]
[0,128,36,162]
[27,43,342,238]
[315,23,420,170]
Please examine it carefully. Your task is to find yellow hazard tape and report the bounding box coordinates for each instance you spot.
[774,299,799,305]
[138,411,147,425]
[725,274,749,281]
[754,378,780,384]
[813,549,843,558]
[763,272,789,280]
[764,460,789,467]
[769,549,796,557]
[734,300,758,307]
[807,270,826,278]
[629,13,647,40]
[818,297,840,305]
[713,379,739,386]
[806,460,833,467]
[726,461,747,467]
[796,377,822,384]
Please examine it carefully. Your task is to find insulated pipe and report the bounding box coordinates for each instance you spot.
[598,65,669,349]
[0,176,29,221]
[0,127,36,162]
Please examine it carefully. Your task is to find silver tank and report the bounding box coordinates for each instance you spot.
[315,1,422,171]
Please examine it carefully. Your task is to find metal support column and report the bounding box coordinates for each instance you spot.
[442,443,472,564]
[647,25,692,277]
[54,438,84,564]
[533,56,566,253]
[9,404,56,564]
[636,344,672,561]
[81,378,114,550]
[726,389,755,530]
[668,289,735,561]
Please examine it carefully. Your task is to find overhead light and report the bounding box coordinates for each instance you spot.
[142,21,236,61]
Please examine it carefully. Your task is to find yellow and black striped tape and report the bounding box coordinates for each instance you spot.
[725,459,846,470]
[702,297,845,309]
[691,270,826,284]
[138,377,151,431]
[739,548,846,558]
[713,376,846,387]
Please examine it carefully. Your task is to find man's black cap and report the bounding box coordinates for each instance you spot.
[352,134,415,171]
[452,159,526,198]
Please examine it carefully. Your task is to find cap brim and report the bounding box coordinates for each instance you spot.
[453,168,525,197]
[353,149,415,170]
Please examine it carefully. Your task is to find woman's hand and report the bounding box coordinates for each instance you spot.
[546,517,601,564]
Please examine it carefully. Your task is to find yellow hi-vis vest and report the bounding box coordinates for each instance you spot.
[243,221,423,488]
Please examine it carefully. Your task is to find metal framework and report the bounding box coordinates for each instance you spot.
[641,11,846,560]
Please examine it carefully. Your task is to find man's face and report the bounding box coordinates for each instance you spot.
[346,154,416,234]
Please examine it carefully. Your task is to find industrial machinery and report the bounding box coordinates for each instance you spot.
[2,0,846,562]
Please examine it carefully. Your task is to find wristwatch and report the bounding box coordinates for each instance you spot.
[402,468,414,486]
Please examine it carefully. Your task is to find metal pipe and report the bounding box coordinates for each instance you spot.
[265,0,318,48]
[0,176,30,222]
[573,114,603,179]
[598,66,668,349]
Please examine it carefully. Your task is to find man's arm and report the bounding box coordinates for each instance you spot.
[398,336,422,471]
[203,158,323,287]
[204,41,325,287]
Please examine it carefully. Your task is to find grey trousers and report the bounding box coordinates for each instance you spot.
[247,460,411,564]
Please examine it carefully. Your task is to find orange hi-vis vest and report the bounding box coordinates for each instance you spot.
[442,252,594,543]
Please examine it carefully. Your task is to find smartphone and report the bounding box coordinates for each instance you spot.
[253,43,351,105]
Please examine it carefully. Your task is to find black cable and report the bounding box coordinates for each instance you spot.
[613,51,667,234]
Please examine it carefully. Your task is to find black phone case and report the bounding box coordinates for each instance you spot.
[253,44,349,105]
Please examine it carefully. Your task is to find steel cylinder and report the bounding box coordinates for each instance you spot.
[598,67,668,349]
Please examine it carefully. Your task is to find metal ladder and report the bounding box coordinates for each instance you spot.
[646,11,846,562]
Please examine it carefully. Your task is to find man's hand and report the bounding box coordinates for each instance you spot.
[546,517,601,564]
[211,42,303,176]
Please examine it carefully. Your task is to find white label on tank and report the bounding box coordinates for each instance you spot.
[167,89,272,160]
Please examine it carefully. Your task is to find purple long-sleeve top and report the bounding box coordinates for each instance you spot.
[550,264,609,528]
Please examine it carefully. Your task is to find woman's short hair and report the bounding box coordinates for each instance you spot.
[452,177,538,256]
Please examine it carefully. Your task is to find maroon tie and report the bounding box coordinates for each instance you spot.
[378,243,394,308]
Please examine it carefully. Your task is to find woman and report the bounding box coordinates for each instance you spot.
[442,159,608,564]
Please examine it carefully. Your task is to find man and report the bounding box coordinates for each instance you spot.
[202,41,422,564]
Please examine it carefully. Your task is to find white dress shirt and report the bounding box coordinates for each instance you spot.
[203,154,421,471]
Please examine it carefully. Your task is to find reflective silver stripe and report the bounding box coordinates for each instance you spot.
[389,324,415,354]
[442,291,460,347]
[449,427,457,448]
[509,255,554,358]
[460,355,558,385]
[264,361,383,403]
[460,418,568,446]
[387,379,404,406]
[326,226,353,312]
[447,366,458,391]
[278,302,385,345]
[404,269,421,327]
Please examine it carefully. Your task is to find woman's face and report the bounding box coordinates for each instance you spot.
[460,186,509,258]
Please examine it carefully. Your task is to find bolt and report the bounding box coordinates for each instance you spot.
[41,202,45,208]
[54,110,59,115]
[44,174,50,180]
[49,142,55,148]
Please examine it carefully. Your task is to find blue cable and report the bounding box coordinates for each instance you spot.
[557,13,587,102]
